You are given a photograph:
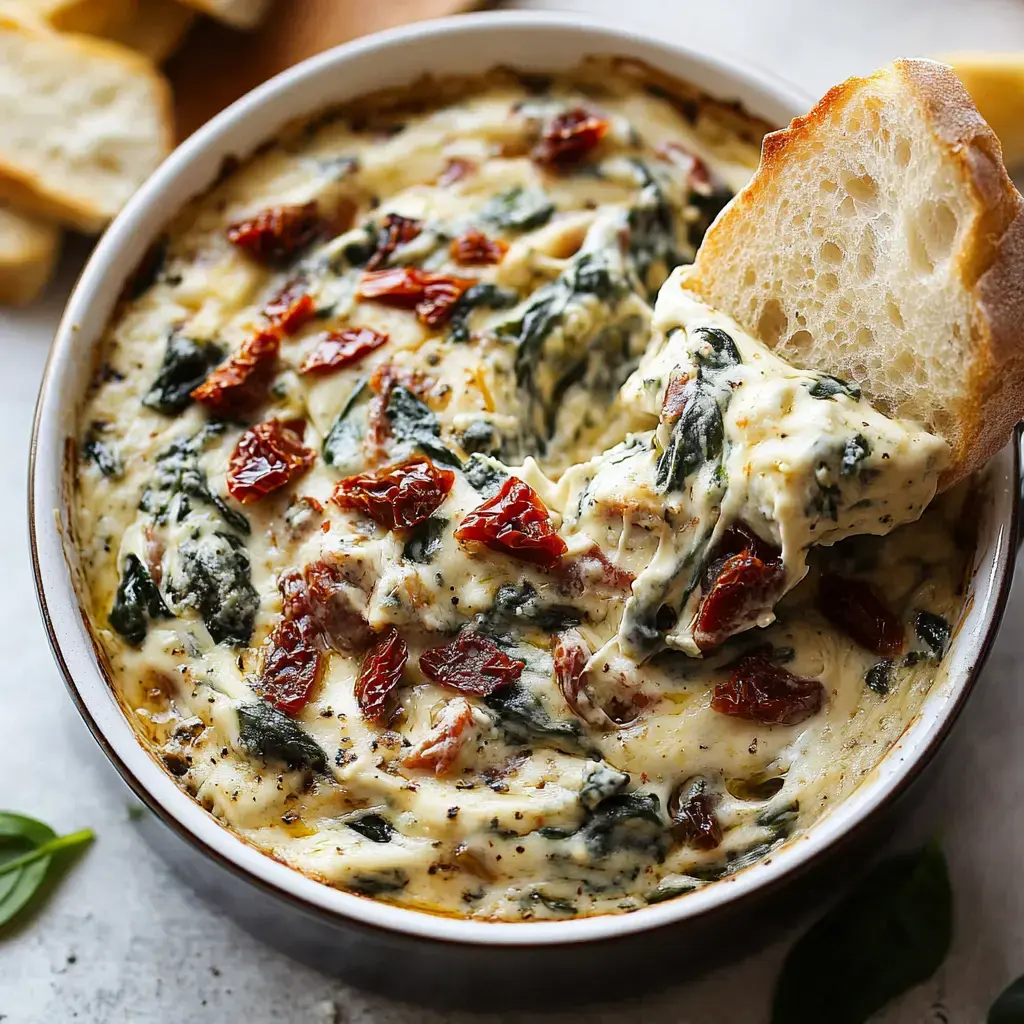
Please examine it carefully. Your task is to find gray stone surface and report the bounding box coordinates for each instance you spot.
[5,3,1024,1019]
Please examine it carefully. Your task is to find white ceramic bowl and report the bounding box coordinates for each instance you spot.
[29,10,1021,1002]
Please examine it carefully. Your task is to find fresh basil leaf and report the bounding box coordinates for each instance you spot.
[771,843,953,1024]
[989,975,1024,1023]
[0,813,94,930]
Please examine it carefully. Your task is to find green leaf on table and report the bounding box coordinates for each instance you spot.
[0,812,94,930]
[771,842,953,1024]
[990,975,1024,1023]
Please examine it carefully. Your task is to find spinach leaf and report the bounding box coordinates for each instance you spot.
[990,975,1024,1023]
[808,374,862,401]
[915,611,951,658]
[656,376,724,492]
[322,377,368,473]
[168,532,259,645]
[474,581,582,634]
[109,554,171,647]
[346,814,394,843]
[0,812,94,930]
[841,435,871,476]
[458,419,500,456]
[141,425,249,535]
[771,843,952,1024]
[448,283,519,344]
[386,386,460,466]
[519,890,577,915]
[482,187,554,231]
[237,702,327,772]
[579,763,630,810]
[143,334,223,415]
[402,516,448,564]
[692,326,741,370]
[579,792,667,859]
[686,182,733,250]
[82,424,123,479]
[485,681,586,755]
[628,174,682,296]
[349,869,409,896]
[463,454,508,498]
[865,659,893,695]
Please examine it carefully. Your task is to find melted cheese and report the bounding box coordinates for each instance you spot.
[72,66,972,921]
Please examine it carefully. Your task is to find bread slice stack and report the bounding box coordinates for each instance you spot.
[680,59,1024,486]
[0,0,275,305]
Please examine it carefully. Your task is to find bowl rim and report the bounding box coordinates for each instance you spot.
[29,8,1021,948]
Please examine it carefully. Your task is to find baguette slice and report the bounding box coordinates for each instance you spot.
[0,0,132,34]
[176,0,271,29]
[0,204,60,304]
[680,59,1024,486]
[942,53,1024,167]
[0,15,173,232]
[102,0,194,62]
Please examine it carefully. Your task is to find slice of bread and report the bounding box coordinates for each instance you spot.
[0,204,60,304]
[0,15,173,232]
[680,59,1024,486]
[0,0,132,34]
[942,53,1024,167]
[102,0,194,62]
[176,0,270,30]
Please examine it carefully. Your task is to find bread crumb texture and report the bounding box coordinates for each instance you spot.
[0,16,172,231]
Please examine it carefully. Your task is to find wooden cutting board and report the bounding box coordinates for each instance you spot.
[167,0,480,140]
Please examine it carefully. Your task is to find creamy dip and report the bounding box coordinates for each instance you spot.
[72,63,971,921]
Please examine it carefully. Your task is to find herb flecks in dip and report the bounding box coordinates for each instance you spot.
[73,63,970,921]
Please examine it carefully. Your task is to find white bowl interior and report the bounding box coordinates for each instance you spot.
[30,11,1019,947]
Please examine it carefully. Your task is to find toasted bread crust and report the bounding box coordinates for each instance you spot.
[0,16,174,232]
[686,59,1024,487]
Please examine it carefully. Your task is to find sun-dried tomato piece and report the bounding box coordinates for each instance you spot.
[656,141,712,188]
[355,627,409,723]
[818,573,905,656]
[300,327,389,375]
[403,696,475,774]
[357,267,475,327]
[661,371,691,422]
[455,477,566,569]
[226,201,322,264]
[712,654,825,726]
[332,455,455,531]
[258,617,323,716]
[366,213,423,271]
[450,229,509,266]
[669,777,722,851]
[191,331,280,416]
[437,157,476,187]
[303,559,375,653]
[419,630,525,696]
[227,418,315,503]
[694,526,785,651]
[559,545,635,598]
[255,571,325,716]
[532,107,609,168]
[263,282,316,336]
